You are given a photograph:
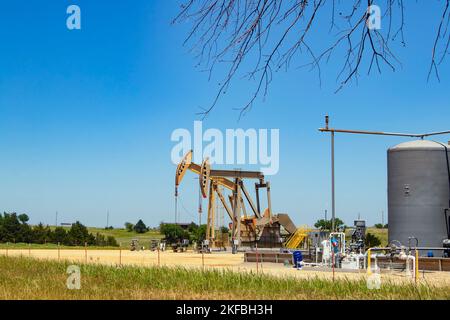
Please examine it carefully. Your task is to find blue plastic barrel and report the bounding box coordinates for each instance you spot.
[292,251,303,269]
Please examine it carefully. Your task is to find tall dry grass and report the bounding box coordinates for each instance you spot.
[0,256,448,300]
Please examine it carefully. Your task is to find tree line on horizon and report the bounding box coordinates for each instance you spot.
[0,212,118,247]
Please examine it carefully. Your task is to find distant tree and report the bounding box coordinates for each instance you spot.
[220,226,229,234]
[374,223,384,229]
[160,223,187,243]
[106,236,119,247]
[124,222,134,232]
[133,220,148,234]
[365,233,381,248]
[18,214,29,224]
[0,212,32,243]
[52,227,68,245]
[314,218,345,231]
[187,222,198,234]
[67,221,95,246]
[32,223,52,244]
[195,224,207,242]
[384,224,388,229]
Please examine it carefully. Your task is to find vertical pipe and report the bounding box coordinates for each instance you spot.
[415,249,419,283]
[332,250,335,282]
[367,248,372,275]
[211,185,216,242]
[266,181,272,218]
[119,248,122,266]
[174,192,178,224]
[255,183,261,216]
[331,131,336,232]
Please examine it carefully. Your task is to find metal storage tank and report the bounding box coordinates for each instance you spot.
[388,140,450,252]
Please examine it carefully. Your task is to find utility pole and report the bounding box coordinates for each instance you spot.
[325,115,337,232]
[382,210,384,226]
[55,211,58,227]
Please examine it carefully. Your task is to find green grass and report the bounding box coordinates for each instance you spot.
[366,227,388,247]
[0,255,448,300]
[0,243,120,250]
[344,227,388,247]
[86,227,164,248]
[0,227,164,250]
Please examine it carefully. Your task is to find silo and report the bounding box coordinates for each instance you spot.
[388,140,450,252]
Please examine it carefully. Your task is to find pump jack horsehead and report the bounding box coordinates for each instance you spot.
[175,150,295,250]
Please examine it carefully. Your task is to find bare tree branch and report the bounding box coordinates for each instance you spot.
[173,0,449,118]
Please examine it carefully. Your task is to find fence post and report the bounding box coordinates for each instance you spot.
[157,247,160,267]
[255,243,259,274]
[58,242,60,261]
[119,248,122,266]
[202,250,205,271]
[29,243,31,257]
[84,242,87,263]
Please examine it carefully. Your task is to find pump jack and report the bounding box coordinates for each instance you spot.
[175,150,295,252]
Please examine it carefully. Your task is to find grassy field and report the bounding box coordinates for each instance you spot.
[87,227,164,248]
[0,255,448,300]
[0,227,163,250]
[366,228,388,246]
[0,227,387,249]
[345,227,388,247]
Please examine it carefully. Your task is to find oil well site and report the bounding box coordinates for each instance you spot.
[2,2,450,303]
[2,117,450,296]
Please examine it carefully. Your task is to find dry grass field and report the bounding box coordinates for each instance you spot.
[1,248,450,290]
[0,255,449,300]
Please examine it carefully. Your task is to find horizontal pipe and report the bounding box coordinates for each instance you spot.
[318,128,450,138]
[408,247,448,251]
[368,247,448,251]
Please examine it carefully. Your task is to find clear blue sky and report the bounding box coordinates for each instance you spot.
[1,1,449,228]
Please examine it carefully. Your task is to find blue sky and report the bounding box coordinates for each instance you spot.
[0,1,449,228]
